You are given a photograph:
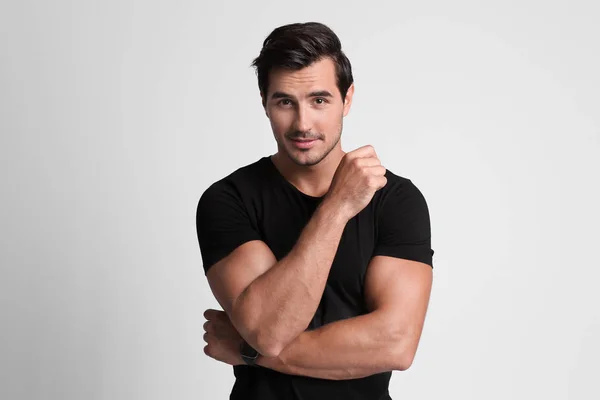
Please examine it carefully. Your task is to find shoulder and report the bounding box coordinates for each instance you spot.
[373,169,433,263]
[382,169,413,191]
[198,157,269,207]
[376,169,428,209]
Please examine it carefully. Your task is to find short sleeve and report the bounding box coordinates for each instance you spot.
[372,179,434,268]
[196,180,262,274]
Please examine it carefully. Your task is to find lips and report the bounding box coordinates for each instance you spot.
[290,138,318,149]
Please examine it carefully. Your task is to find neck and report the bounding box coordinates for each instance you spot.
[271,145,345,198]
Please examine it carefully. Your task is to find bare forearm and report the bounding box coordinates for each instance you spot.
[232,199,348,355]
[257,310,404,379]
[258,356,383,380]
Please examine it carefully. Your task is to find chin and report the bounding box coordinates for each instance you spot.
[286,149,326,167]
[292,152,327,167]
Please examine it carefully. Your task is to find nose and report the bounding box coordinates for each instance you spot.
[294,104,312,134]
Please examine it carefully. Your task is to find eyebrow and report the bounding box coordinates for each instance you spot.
[270,90,334,100]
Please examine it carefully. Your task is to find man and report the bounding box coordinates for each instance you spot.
[196,22,434,400]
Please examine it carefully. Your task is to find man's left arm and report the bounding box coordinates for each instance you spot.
[256,255,433,379]
[204,256,432,380]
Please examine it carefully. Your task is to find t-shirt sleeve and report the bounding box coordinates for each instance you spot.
[196,180,262,275]
[372,178,434,268]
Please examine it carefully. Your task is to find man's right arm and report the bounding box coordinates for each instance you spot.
[200,146,386,357]
[206,198,347,357]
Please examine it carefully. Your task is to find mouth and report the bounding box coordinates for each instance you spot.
[289,138,319,149]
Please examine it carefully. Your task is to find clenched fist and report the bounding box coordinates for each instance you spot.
[203,309,245,366]
[324,145,387,221]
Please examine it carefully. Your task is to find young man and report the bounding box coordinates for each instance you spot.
[197,22,434,400]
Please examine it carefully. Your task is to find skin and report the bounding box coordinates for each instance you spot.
[264,56,354,198]
[203,255,433,379]
[202,56,433,379]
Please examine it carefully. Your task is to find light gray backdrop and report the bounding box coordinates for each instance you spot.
[1,1,599,399]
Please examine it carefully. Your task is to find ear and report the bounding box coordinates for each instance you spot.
[342,83,355,117]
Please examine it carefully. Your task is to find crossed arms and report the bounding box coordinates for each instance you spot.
[202,198,433,380]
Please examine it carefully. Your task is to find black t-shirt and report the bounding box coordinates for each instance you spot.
[196,156,434,400]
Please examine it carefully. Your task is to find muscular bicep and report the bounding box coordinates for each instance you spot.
[364,256,432,338]
[196,180,278,316]
[206,240,277,316]
[367,177,434,332]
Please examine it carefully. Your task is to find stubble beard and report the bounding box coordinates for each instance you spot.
[282,120,343,167]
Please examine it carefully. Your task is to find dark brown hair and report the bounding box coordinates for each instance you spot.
[251,22,354,106]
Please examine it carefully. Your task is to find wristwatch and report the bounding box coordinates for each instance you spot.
[240,340,260,367]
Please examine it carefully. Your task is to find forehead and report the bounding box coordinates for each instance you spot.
[267,57,338,97]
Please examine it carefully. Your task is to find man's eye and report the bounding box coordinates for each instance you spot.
[279,99,292,106]
[315,98,327,105]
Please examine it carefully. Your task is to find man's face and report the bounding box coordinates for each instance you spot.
[263,57,354,166]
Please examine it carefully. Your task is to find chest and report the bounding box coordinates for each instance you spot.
[254,196,377,301]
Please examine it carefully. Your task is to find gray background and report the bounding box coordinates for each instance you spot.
[1,0,599,399]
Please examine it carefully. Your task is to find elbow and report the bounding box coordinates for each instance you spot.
[259,344,284,359]
[233,317,286,358]
[247,329,285,358]
[392,343,415,371]
[235,316,285,358]
[232,290,296,358]
[234,322,283,358]
[390,331,417,371]
[251,329,285,358]
[231,286,289,358]
[231,298,283,358]
[395,352,415,371]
